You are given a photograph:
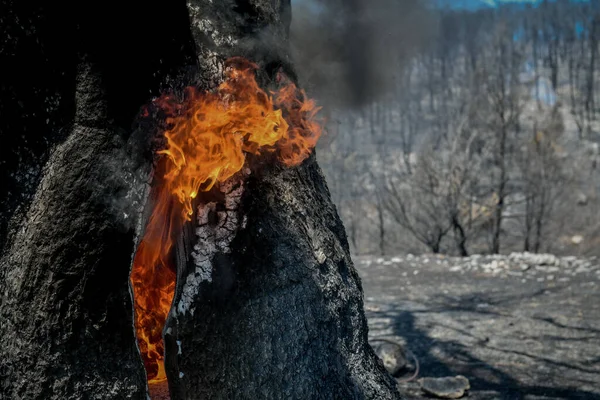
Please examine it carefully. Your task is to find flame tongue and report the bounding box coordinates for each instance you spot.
[130,186,178,383]
[130,57,323,384]
[156,58,322,220]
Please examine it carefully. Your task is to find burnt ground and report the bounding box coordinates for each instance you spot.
[357,253,600,400]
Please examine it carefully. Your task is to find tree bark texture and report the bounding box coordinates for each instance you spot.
[164,1,400,399]
[0,1,197,398]
[0,1,401,399]
[0,61,149,399]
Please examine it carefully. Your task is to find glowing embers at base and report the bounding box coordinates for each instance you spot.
[130,56,323,387]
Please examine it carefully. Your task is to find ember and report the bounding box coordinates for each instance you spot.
[130,58,322,384]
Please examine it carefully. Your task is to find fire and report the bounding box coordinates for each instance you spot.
[130,186,178,383]
[155,58,322,220]
[130,58,322,384]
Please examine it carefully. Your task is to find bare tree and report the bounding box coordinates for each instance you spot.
[518,108,566,252]
[316,0,600,257]
[478,19,524,254]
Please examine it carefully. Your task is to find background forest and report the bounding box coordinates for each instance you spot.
[292,0,600,257]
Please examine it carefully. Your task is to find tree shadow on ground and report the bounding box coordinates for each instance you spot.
[367,293,600,400]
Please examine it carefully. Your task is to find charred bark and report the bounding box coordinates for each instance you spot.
[0,1,197,398]
[0,58,149,400]
[166,159,399,399]
[163,1,400,399]
[1,1,400,399]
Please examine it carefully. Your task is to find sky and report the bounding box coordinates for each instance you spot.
[434,0,542,9]
[290,0,544,9]
[467,0,540,5]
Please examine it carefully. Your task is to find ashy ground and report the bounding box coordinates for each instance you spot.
[357,253,600,400]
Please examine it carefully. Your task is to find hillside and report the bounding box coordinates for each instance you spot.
[312,0,600,257]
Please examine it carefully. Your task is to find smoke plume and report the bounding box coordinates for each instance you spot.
[290,0,437,108]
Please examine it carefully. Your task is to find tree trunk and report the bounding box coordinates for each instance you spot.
[587,17,598,122]
[492,102,508,255]
[0,58,150,399]
[378,195,386,257]
[451,215,469,257]
[163,1,400,399]
[524,195,532,252]
[0,1,400,399]
[533,192,546,254]
[0,0,199,397]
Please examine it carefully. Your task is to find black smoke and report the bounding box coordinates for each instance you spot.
[290,0,437,108]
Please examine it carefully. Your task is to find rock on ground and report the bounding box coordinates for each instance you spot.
[371,339,409,376]
[419,376,470,399]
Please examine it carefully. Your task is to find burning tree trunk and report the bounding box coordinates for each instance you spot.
[1,0,400,399]
[165,160,399,399]
[0,1,196,397]
[158,2,399,398]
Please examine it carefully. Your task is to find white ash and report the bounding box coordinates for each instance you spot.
[315,249,327,264]
[176,180,245,317]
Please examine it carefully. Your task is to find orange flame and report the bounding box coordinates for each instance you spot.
[130,185,178,383]
[130,58,322,385]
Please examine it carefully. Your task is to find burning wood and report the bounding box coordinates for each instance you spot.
[1,1,401,399]
[130,57,323,384]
